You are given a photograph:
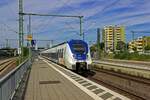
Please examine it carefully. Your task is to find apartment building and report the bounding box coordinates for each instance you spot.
[128,36,150,53]
[102,25,125,53]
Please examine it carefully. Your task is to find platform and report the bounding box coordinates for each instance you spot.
[24,57,130,100]
[24,58,94,100]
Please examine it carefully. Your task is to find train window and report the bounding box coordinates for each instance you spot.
[72,44,85,54]
[58,49,60,57]
[62,49,64,58]
[59,49,61,58]
[58,49,63,58]
[61,49,63,58]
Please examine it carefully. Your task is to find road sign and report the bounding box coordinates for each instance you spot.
[27,34,32,41]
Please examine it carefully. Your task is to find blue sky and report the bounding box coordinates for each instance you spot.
[0,0,150,47]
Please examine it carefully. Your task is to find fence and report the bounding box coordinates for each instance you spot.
[0,58,31,100]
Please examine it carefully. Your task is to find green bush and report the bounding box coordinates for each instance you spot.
[23,47,29,57]
[114,52,150,61]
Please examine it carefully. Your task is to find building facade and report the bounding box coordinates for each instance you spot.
[128,36,150,53]
[102,25,125,53]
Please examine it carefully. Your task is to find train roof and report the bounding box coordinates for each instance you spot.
[50,39,87,49]
[41,39,88,53]
[50,42,67,49]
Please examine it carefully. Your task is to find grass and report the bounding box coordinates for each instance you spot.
[113,52,150,61]
[99,51,150,61]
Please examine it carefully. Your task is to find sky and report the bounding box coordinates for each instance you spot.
[0,0,150,48]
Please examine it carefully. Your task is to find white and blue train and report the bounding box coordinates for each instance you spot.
[41,39,92,72]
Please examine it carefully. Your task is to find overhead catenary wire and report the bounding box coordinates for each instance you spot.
[58,0,84,37]
[58,0,99,38]
[26,0,76,38]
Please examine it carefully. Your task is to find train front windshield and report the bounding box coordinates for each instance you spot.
[72,44,86,54]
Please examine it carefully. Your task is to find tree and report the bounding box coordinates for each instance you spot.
[90,42,104,52]
[116,41,126,52]
[23,47,29,57]
[132,46,137,52]
[90,44,97,52]
[100,42,104,50]
[126,43,129,50]
[90,44,97,58]
[144,45,150,51]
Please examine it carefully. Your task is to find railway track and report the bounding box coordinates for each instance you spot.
[0,58,17,78]
[92,61,150,80]
[88,67,150,100]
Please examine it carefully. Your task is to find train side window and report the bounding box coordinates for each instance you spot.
[58,49,59,57]
[59,49,61,57]
[62,49,64,58]
[59,49,61,58]
[61,49,63,58]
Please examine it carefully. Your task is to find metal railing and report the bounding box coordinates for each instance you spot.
[0,58,31,100]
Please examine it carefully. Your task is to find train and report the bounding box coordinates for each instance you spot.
[41,39,92,72]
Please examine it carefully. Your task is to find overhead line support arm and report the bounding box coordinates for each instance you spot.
[19,13,83,18]
[19,12,84,40]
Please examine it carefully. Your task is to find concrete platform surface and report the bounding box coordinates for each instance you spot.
[24,58,94,100]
